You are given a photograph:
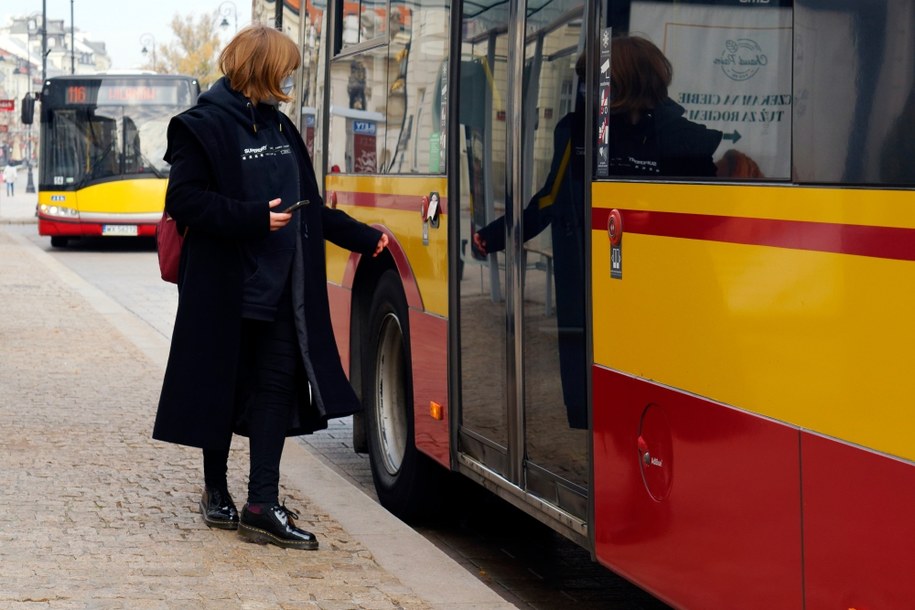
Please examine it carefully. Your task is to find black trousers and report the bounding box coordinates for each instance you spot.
[203,296,298,506]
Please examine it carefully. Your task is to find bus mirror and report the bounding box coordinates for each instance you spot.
[21,94,35,125]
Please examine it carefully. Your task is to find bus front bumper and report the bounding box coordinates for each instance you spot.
[37,212,160,238]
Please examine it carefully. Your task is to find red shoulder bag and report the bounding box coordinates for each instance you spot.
[156,211,186,284]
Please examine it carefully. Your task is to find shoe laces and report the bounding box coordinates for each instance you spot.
[275,500,299,523]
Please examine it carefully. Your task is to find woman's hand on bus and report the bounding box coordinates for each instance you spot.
[268,198,292,231]
[373,233,389,257]
[473,232,487,256]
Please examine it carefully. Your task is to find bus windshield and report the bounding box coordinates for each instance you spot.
[39,76,197,189]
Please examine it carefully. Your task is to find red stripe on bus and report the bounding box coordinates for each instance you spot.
[591,208,915,261]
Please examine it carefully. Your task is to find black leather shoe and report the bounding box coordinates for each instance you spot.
[238,502,319,550]
[199,487,239,530]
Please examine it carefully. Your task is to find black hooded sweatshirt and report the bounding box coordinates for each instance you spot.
[172,77,300,320]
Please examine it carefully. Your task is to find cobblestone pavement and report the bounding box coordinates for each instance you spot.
[0,219,515,609]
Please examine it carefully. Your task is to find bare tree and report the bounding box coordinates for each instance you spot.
[145,13,223,88]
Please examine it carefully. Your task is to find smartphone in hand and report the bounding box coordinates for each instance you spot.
[284,199,310,213]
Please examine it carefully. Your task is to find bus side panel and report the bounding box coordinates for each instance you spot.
[593,367,803,610]
[409,311,449,467]
[802,433,915,609]
[328,276,449,467]
[324,176,450,468]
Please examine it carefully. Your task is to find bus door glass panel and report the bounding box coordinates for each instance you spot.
[85,107,122,181]
[519,5,589,515]
[41,109,85,188]
[457,0,512,467]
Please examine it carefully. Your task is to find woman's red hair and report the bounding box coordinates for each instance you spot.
[219,24,300,104]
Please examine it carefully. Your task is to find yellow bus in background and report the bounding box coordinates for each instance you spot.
[37,74,198,247]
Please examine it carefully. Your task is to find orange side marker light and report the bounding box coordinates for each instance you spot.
[429,401,443,420]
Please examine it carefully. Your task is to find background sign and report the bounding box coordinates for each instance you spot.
[0,100,14,112]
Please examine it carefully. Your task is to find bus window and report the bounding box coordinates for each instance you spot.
[606,0,793,181]
[124,117,141,174]
[384,0,449,174]
[42,109,85,185]
[87,111,120,180]
[328,48,388,173]
[795,0,915,186]
[328,0,447,176]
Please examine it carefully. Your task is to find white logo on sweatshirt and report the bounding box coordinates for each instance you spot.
[241,143,291,160]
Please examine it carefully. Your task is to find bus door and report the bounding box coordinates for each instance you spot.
[455,0,590,541]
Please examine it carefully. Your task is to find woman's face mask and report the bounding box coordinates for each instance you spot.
[280,76,294,96]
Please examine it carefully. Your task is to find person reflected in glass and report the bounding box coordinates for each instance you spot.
[606,35,722,178]
[153,24,388,550]
[473,54,589,429]
[471,37,723,430]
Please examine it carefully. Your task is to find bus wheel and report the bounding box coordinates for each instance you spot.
[50,237,69,248]
[364,269,440,521]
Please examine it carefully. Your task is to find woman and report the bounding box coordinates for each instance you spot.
[153,24,388,550]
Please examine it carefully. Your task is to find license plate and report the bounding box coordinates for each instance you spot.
[102,224,138,236]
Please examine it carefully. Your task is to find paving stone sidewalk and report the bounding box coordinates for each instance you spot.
[0,227,431,609]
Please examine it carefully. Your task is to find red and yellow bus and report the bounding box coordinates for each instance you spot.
[272,0,915,606]
[37,74,199,247]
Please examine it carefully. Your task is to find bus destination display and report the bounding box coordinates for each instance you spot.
[63,83,180,106]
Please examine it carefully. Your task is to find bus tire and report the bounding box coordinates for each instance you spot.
[50,236,69,248]
[363,269,440,521]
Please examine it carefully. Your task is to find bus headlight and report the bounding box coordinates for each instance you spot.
[39,204,79,219]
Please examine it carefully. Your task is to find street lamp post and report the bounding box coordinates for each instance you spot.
[70,0,75,74]
[140,33,156,72]
[41,1,47,84]
[219,1,238,33]
[24,14,43,194]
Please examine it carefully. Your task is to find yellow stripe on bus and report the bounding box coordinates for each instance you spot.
[324,175,449,318]
[326,174,446,197]
[40,179,168,214]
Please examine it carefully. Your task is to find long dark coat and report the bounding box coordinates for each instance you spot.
[153,82,381,450]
